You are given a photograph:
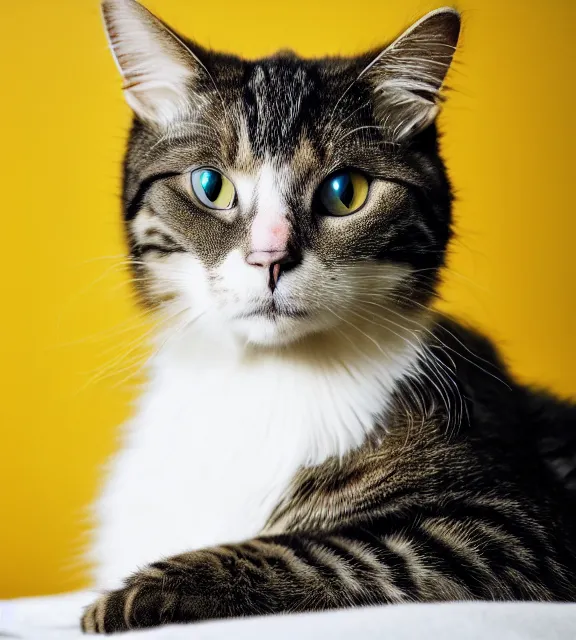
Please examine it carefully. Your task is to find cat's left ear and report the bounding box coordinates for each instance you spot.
[362,7,461,142]
[101,0,208,127]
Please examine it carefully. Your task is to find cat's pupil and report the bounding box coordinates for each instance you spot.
[200,170,222,202]
[331,174,354,208]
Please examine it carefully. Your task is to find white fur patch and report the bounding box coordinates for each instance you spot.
[91,206,429,589]
[232,174,257,211]
[92,307,425,589]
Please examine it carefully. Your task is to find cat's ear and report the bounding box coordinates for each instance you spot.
[362,7,460,142]
[101,0,206,126]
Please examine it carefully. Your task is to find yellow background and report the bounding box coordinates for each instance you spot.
[1,0,575,598]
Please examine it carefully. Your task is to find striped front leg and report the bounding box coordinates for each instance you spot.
[81,511,568,634]
[81,536,397,633]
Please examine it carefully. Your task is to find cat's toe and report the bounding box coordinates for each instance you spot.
[81,600,99,634]
[81,590,133,634]
[81,571,178,634]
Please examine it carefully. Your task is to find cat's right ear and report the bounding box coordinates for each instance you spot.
[101,0,205,127]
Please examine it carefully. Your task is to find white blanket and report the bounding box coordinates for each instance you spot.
[2,592,576,639]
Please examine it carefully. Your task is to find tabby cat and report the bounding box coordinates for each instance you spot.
[82,0,576,633]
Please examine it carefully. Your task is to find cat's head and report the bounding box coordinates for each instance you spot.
[102,0,459,348]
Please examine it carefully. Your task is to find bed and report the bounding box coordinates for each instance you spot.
[2,592,576,639]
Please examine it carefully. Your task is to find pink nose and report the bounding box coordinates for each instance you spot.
[245,250,297,292]
[246,250,290,268]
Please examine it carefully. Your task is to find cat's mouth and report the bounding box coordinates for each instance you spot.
[228,300,320,346]
[235,302,309,321]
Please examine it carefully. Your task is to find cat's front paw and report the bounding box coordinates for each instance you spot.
[81,564,184,634]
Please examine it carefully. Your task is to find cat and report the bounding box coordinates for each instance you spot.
[82,0,576,633]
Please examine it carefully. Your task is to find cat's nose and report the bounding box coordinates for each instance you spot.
[246,250,290,268]
[245,250,299,291]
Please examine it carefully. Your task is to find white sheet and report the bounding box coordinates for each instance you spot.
[2,591,576,639]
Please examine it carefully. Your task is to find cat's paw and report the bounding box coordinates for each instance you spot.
[81,564,182,634]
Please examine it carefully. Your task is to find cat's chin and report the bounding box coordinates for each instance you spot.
[230,314,330,348]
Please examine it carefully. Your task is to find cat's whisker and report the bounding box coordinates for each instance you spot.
[149,121,222,153]
[95,321,163,360]
[339,125,387,142]
[350,298,501,430]
[75,306,190,393]
[78,254,128,264]
[109,311,206,389]
[342,303,457,431]
[334,101,372,129]
[50,316,154,349]
[351,298,474,436]
[357,296,510,389]
[86,352,150,390]
[318,302,392,359]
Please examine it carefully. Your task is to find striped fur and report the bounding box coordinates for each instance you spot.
[83,0,576,634]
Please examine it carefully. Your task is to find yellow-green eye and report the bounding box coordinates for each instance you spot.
[318,170,369,216]
[191,168,236,210]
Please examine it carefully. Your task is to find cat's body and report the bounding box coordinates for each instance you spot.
[88,312,576,630]
[94,312,576,595]
[93,308,425,590]
[82,0,576,633]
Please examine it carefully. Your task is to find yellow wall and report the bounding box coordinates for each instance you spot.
[1,0,575,598]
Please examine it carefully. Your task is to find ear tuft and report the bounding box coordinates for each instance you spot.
[101,0,203,126]
[363,7,461,142]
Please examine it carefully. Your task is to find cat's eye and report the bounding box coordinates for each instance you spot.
[190,168,236,210]
[317,170,370,216]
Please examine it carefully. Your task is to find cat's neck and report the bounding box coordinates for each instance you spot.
[146,309,430,464]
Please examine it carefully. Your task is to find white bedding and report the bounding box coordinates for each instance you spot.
[2,592,576,639]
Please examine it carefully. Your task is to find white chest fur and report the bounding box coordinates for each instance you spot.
[91,325,422,589]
